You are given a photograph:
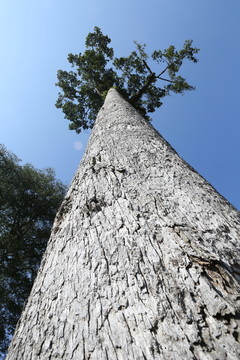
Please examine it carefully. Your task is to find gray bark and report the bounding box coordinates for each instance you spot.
[6,89,240,360]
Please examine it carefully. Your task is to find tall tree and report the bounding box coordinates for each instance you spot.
[6,90,240,360]
[56,26,199,133]
[0,146,66,358]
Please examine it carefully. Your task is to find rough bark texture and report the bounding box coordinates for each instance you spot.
[7,89,240,360]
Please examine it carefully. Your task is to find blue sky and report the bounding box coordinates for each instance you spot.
[0,0,239,209]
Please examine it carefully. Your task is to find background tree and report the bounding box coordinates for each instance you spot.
[0,145,66,358]
[56,26,199,133]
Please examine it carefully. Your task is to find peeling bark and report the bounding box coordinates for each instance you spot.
[6,89,240,359]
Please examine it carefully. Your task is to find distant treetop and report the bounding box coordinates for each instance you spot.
[56,26,199,133]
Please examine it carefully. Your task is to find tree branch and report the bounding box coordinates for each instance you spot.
[157,64,170,78]
[157,56,184,79]
[130,73,156,104]
[157,77,174,83]
[95,88,104,98]
[142,60,153,74]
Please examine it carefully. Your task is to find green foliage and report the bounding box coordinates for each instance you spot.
[56,27,199,133]
[0,145,66,357]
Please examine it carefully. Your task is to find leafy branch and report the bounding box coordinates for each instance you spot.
[56,27,199,133]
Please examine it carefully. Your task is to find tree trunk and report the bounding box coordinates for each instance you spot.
[6,89,240,360]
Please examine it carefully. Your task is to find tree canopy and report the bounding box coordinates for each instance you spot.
[56,26,199,133]
[0,145,66,357]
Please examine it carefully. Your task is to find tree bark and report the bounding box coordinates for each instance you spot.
[7,89,240,360]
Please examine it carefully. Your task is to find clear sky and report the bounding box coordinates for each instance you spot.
[0,0,239,209]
